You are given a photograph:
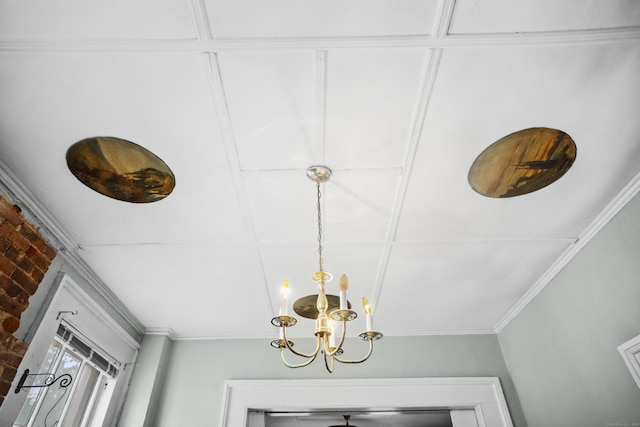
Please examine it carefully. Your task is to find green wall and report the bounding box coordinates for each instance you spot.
[150,334,527,426]
[498,191,640,426]
[119,335,172,427]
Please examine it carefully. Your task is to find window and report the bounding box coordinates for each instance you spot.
[14,324,119,427]
[0,274,139,427]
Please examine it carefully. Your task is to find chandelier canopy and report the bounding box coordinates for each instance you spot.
[270,165,383,373]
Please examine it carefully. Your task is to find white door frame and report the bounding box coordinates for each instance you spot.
[220,377,514,427]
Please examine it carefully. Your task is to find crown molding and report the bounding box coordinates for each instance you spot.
[144,328,177,341]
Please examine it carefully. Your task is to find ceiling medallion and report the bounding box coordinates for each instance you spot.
[468,127,576,198]
[66,136,175,203]
[270,165,382,373]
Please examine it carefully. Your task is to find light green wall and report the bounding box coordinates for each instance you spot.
[151,334,527,427]
[498,191,640,426]
[119,335,172,427]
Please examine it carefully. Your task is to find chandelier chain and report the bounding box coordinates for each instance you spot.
[316,179,324,274]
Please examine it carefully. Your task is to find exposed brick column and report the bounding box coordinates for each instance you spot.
[0,197,56,406]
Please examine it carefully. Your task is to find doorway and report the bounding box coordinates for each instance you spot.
[220,378,514,427]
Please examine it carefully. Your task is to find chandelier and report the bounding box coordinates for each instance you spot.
[270,165,383,373]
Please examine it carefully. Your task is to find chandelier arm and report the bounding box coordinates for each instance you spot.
[332,338,375,364]
[323,320,347,357]
[282,328,322,359]
[280,345,320,368]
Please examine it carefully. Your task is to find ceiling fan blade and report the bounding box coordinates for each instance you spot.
[328,415,357,427]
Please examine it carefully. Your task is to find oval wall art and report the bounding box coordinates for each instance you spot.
[66,136,175,203]
[468,127,576,198]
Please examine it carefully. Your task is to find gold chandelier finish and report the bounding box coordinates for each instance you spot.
[270,166,382,373]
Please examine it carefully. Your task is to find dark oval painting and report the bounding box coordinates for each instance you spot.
[468,127,576,198]
[66,137,175,203]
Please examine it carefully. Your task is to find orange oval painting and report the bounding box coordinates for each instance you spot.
[66,137,175,203]
[468,127,576,198]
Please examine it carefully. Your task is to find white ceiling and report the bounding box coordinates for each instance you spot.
[1,0,640,340]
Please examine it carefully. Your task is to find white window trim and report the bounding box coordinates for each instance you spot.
[618,333,640,389]
[1,273,140,427]
[220,377,514,427]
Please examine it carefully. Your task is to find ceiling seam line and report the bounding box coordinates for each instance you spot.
[370,47,444,312]
[201,52,275,320]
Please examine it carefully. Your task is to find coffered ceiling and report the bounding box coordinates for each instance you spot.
[1,0,639,340]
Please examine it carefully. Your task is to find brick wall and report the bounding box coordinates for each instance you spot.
[0,197,56,406]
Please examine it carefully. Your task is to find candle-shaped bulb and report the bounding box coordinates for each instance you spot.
[362,296,371,314]
[339,274,349,310]
[279,279,290,316]
[280,279,291,300]
[362,296,373,331]
[339,274,349,291]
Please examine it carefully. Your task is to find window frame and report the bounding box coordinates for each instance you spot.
[1,274,140,427]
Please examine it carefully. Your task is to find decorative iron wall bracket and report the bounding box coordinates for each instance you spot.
[15,369,73,393]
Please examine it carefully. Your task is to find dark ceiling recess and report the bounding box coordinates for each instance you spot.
[468,127,576,198]
[66,136,175,203]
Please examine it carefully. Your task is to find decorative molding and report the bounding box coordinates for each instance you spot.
[1,26,639,53]
[377,46,441,310]
[188,0,212,41]
[432,0,456,38]
[220,377,514,427]
[201,52,274,321]
[144,328,177,341]
[0,158,76,250]
[314,50,328,160]
[618,333,640,390]
[494,170,640,333]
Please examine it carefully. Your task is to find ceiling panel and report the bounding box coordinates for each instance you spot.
[398,43,640,241]
[218,51,318,171]
[325,49,430,170]
[0,0,195,40]
[378,241,570,333]
[449,0,640,34]
[244,171,318,243]
[245,170,397,243]
[81,244,269,338]
[0,51,248,244]
[204,0,437,38]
